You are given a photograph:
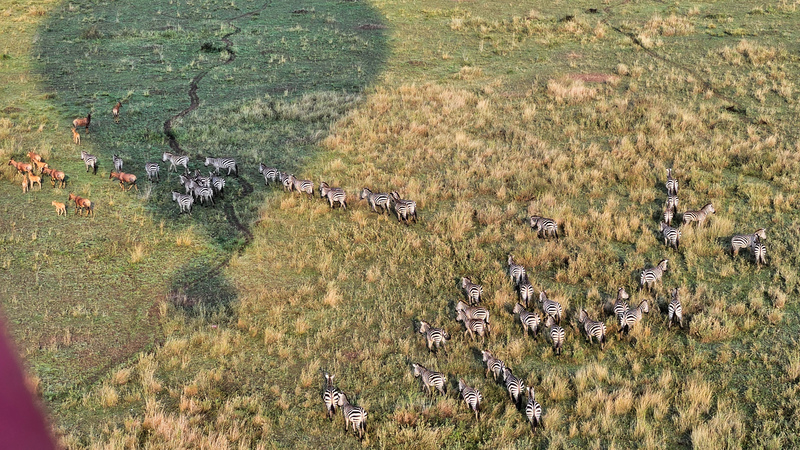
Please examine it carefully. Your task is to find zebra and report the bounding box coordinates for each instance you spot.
[458,379,483,420]
[545,316,565,356]
[162,152,189,173]
[481,350,505,381]
[619,300,650,334]
[322,372,342,420]
[204,156,238,176]
[667,193,679,214]
[282,174,295,192]
[192,170,211,188]
[660,221,681,250]
[666,168,678,195]
[526,387,543,432]
[668,288,683,329]
[80,150,98,174]
[751,236,767,267]
[411,363,447,396]
[663,204,674,226]
[193,184,214,205]
[503,367,525,408]
[456,310,490,342]
[529,215,559,239]
[389,191,417,224]
[731,228,767,257]
[112,154,123,172]
[513,303,541,339]
[179,174,197,195]
[578,309,607,349]
[258,163,280,185]
[682,203,715,227]
[209,173,225,195]
[171,191,194,214]
[518,275,535,307]
[455,300,490,324]
[144,162,160,182]
[360,188,390,214]
[538,290,563,325]
[508,254,527,286]
[418,320,450,354]
[292,176,314,197]
[337,393,367,441]
[461,277,482,306]
[640,259,668,291]
[319,182,347,209]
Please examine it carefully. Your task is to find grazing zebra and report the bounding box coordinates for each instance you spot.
[518,275,535,307]
[112,154,123,172]
[461,277,483,305]
[545,316,565,356]
[456,310,490,342]
[640,259,668,291]
[209,173,225,195]
[192,170,211,188]
[162,152,189,173]
[204,156,238,176]
[666,168,678,195]
[502,367,525,408]
[538,290,563,325]
[660,221,681,249]
[258,163,280,185]
[668,288,683,329]
[80,150,98,174]
[578,309,607,349]
[193,184,214,205]
[613,287,630,319]
[663,204,674,226]
[360,188,390,214]
[282,174,295,192]
[682,203,715,227]
[337,393,367,441]
[455,300,490,324]
[731,228,767,257]
[751,236,767,267]
[144,162,160,182]
[389,191,417,224]
[458,379,483,420]
[322,372,342,420]
[481,350,505,381]
[667,193,679,214]
[411,363,447,396]
[619,300,650,334]
[319,182,347,209]
[526,387,543,432]
[513,303,541,339]
[172,191,194,214]
[292,176,314,197]
[508,254,527,286]
[418,320,450,354]
[180,174,197,195]
[529,215,559,239]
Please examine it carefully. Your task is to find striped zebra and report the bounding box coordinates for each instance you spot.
[461,277,483,305]
[538,290,563,325]
[666,168,678,195]
[193,184,214,205]
[668,288,683,329]
[458,379,483,420]
[456,310,490,342]
[663,204,674,226]
[389,191,417,224]
[360,188,390,214]
[162,152,189,173]
[508,254,527,286]
[682,203,715,227]
[144,162,160,182]
[481,350,505,381]
[578,309,607,349]
[502,367,525,408]
[731,228,767,257]
[411,363,447,396]
[751,236,767,267]
[545,316,565,356]
[529,215,559,239]
[179,174,197,195]
[292,176,314,197]
[337,393,367,440]
[80,150,98,174]
[418,320,450,354]
[282,174,295,192]
[171,191,194,214]
[204,156,238,176]
[640,259,668,291]
[455,300,490,324]
[319,182,347,209]
[667,193,679,214]
[513,303,541,339]
[192,170,211,188]
[209,173,225,195]
[518,275,535,307]
[322,372,342,420]
[526,387,543,432]
[258,163,280,185]
[112,154,123,172]
[619,300,649,334]
[660,221,681,249]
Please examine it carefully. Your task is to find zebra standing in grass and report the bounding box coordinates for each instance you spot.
[455,300,490,323]
[752,236,767,267]
[640,259,668,291]
[209,173,225,196]
[144,162,160,182]
[322,372,342,420]
[663,204,674,227]
[282,174,295,192]
[411,363,447,396]
[259,163,280,185]
[389,191,417,224]
[660,221,681,249]
[619,300,650,334]
[338,393,367,440]
[508,254,527,286]
[667,193,679,213]
[461,277,483,305]
[579,309,607,349]
[666,168,678,195]
[205,156,238,176]
[731,228,767,257]
[80,150,98,174]
[193,184,214,205]
[513,303,541,339]
[112,154,123,172]
[162,152,189,173]
[292,176,314,197]
[518,275,535,307]
[172,191,194,214]
[503,367,525,408]
[360,188,391,214]
[668,288,683,329]
[529,215,559,239]
[456,310,490,342]
[526,387,543,432]
[682,203,715,227]
[180,174,197,195]
[418,320,450,354]
[458,379,483,420]
[614,287,630,318]
[319,182,347,209]
[545,316,565,355]
[481,350,505,381]
[539,290,563,325]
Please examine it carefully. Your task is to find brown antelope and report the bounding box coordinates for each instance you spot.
[27,151,42,163]
[42,167,66,188]
[21,174,29,193]
[109,171,137,191]
[27,173,42,190]
[73,112,91,132]
[112,101,121,123]
[72,127,81,145]
[68,193,93,216]
[51,201,66,216]
[33,160,48,173]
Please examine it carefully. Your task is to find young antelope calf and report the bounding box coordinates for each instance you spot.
[21,174,29,193]
[27,173,42,190]
[112,101,122,123]
[72,127,80,145]
[51,201,67,216]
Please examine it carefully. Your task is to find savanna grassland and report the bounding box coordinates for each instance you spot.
[3,0,800,447]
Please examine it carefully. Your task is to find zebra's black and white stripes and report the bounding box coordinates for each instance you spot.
[319,182,347,209]
[419,320,450,354]
[508,254,527,286]
[389,191,417,224]
[338,393,367,440]
[664,204,674,226]
[668,288,683,329]
[292,176,314,197]
[503,367,525,408]
[112,154,123,172]
[546,316,565,356]
[619,300,649,334]
[640,259,668,291]
[171,191,194,214]
[539,290,563,324]
[529,215,559,239]
[513,303,541,339]
[456,310,490,342]
[481,350,505,381]
[81,150,98,174]
[660,221,681,249]
[682,203,715,227]
[456,300,490,323]
[259,163,280,185]
[411,363,447,396]
[579,309,607,349]
[752,236,767,267]
[193,184,215,205]
[205,156,238,176]
[360,188,390,214]
[322,372,342,420]
[666,168,678,196]
[731,228,767,257]
[144,162,160,182]
[461,277,483,306]
[458,379,483,420]
[526,387,543,432]
[162,152,189,173]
